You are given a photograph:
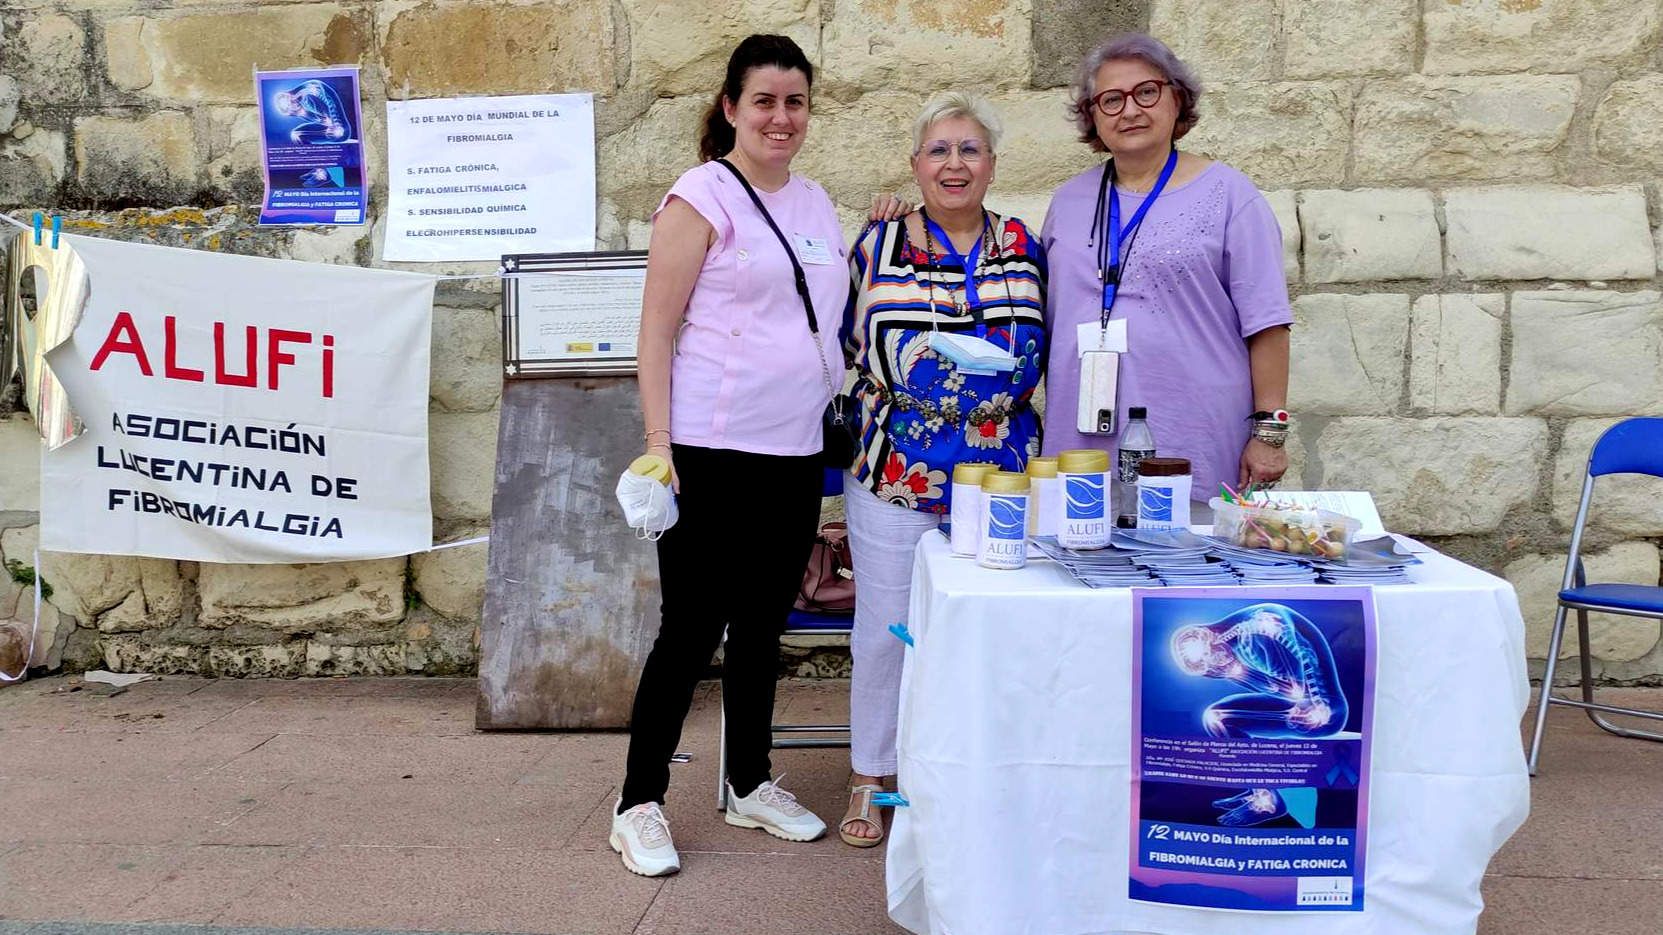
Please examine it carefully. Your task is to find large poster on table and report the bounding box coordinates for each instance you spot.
[1131,588,1376,912]
[255,66,367,225]
[16,231,435,563]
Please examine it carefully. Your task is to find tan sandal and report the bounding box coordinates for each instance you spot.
[839,783,886,847]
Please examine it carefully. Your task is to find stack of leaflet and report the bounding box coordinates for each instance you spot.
[1204,533,1418,586]
[1110,528,1239,586]
[1030,536,1159,588]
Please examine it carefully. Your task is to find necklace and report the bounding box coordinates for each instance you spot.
[917,208,1017,344]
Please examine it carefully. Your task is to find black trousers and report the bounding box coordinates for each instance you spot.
[619,443,822,810]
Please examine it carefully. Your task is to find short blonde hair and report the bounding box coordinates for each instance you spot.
[911,91,1004,153]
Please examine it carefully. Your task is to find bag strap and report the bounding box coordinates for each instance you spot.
[714,157,837,399]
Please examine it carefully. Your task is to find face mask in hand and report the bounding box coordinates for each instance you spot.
[615,469,679,540]
[929,330,1016,376]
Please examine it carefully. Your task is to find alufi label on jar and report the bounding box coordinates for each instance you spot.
[1058,472,1111,548]
[979,493,1028,569]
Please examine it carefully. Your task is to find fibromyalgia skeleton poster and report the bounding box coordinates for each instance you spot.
[255,66,367,225]
[1130,588,1376,912]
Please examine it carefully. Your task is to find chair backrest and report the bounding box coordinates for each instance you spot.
[1589,418,1663,479]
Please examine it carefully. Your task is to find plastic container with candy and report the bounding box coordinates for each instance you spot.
[1209,497,1361,561]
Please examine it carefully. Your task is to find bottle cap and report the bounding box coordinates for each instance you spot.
[953,462,997,485]
[1137,456,1191,477]
[1129,406,1147,419]
[1057,449,1111,473]
[629,453,672,484]
[1025,456,1059,478]
[982,471,1031,494]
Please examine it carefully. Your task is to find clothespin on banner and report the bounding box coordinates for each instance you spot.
[888,622,914,647]
[32,212,42,245]
[871,792,910,808]
[51,215,61,248]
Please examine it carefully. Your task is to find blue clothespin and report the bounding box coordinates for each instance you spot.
[50,215,61,249]
[32,211,43,245]
[871,792,910,807]
[888,622,914,647]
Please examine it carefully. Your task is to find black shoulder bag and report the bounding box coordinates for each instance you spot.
[714,158,858,469]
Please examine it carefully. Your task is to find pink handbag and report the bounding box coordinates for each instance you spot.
[796,521,856,614]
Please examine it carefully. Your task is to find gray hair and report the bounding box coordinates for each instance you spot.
[1069,32,1203,151]
[911,91,1004,153]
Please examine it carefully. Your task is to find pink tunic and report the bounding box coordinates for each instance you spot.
[658,161,850,456]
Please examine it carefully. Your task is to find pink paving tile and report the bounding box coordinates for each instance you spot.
[191,676,476,699]
[0,779,285,846]
[123,844,303,924]
[0,729,276,782]
[0,680,256,733]
[208,780,615,848]
[1480,876,1663,935]
[198,693,478,736]
[0,844,177,921]
[215,846,661,933]
[207,732,553,784]
[634,852,901,935]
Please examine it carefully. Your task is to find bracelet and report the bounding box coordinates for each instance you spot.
[1251,429,1288,449]
[1248,409,1291,425]
[644,429,671,442]
[647,442,672,452]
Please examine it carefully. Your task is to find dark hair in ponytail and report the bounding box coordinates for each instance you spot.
[698,34,814,163]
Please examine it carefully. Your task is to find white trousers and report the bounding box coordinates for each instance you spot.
[843,476,941,776]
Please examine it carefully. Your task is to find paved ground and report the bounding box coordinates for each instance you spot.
[0,675,1659,934]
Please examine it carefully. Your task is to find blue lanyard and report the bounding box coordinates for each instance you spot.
[1096,148,1179,326]
[922,212,988,336]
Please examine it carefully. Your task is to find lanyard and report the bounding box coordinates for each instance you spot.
[1091,147,1179,328]
[922,210,989,336]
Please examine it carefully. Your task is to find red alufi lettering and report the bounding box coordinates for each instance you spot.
[89,312,337,396]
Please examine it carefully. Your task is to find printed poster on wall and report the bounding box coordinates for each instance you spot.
[20,231,435,563]
[383,93,596,261]
[255,66,368,226]
[1131,588,1376,912]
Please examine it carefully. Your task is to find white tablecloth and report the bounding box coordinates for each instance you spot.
[887,535,1531,935]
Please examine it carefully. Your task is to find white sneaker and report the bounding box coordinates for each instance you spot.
[610,800,680,876]
[725,776,827,842]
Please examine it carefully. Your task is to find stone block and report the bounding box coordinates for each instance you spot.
[1288,294,1410,416]
[1445,187,1654,282]
[288,227,366,266]
[0,129,67,208]
[206,642,306,678]
[1263,189,1300,281]
[0,416,40,513]
[1424,0,1660,76]
[12,14,86,105]
[430,306,502,412]
[790,89,925,210]
[1409,293,1503,416]
[982,193,1053,235]
[430,410,500,521]
[0,621,28,677]
[1506,290,1663,416]
[1299,189,1440,283]
[1283,0,1415,78]
[382,0,612,97]
[1353,76,1578,184]
[36,552,140,620]
[1,525,38,570]
[1551,419,1663,537]
[304,640,404,676]
[1317,417,1549,536]
[1179,82,1350,188]
[104,6,364,102]
[410,533,487,621]
[1031,0,1149,89]
[197,558,406,632]
[1506,544,1661,662]
[618,0,818,97]
[0,75,18,132]
[101,636,206,675]
[73,112,197,203]
[982,89,1102,197]
[1148,0,1274,80]
[596,95,707,225]
[201,107,263,202]
[821,0,1032,98]
[1592,76,1663,173]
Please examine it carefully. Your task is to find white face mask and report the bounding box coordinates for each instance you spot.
[615,470,679,541]
[929,330,1016,376]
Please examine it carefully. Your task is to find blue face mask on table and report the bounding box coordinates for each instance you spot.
[929,331,1015,376]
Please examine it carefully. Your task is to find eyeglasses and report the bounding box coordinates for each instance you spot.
[917,138,991,163]
[1087,79,1171,117]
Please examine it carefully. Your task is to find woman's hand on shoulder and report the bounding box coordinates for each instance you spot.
[868,192,914,222]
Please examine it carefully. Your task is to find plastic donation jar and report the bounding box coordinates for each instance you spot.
[979,471,1031,570]
[1136,457,1193,530]
[1057,449,1112,549]
[1025,456,1060,536]
[950,462,997,556]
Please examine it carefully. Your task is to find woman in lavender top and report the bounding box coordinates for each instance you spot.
[1042,33,1292,499]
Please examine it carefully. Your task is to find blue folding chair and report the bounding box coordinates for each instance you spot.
[718,467,854,809]
[1527,417,1663,775]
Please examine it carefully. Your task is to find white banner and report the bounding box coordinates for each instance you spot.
[383,93,596,262]
[37,233,436,563]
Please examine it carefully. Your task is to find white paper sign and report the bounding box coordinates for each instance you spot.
[384,93,596,262]
[38,233,436,563]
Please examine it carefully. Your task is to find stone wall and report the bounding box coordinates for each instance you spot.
[1,0,1661,682]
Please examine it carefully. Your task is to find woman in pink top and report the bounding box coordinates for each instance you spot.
[610,35,848,877]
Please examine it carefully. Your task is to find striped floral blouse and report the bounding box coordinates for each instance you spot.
[840,213,1048,513]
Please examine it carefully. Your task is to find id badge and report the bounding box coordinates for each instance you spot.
[792,234,835,265]
[1076,350,1119,435]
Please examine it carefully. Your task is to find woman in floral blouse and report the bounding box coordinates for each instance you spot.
[837,91,1046,846]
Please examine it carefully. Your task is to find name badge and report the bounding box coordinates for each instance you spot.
[1075,319,1129,358]
[793,234,835,266]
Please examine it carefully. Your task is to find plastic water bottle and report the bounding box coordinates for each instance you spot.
[1117,406,1156,484]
